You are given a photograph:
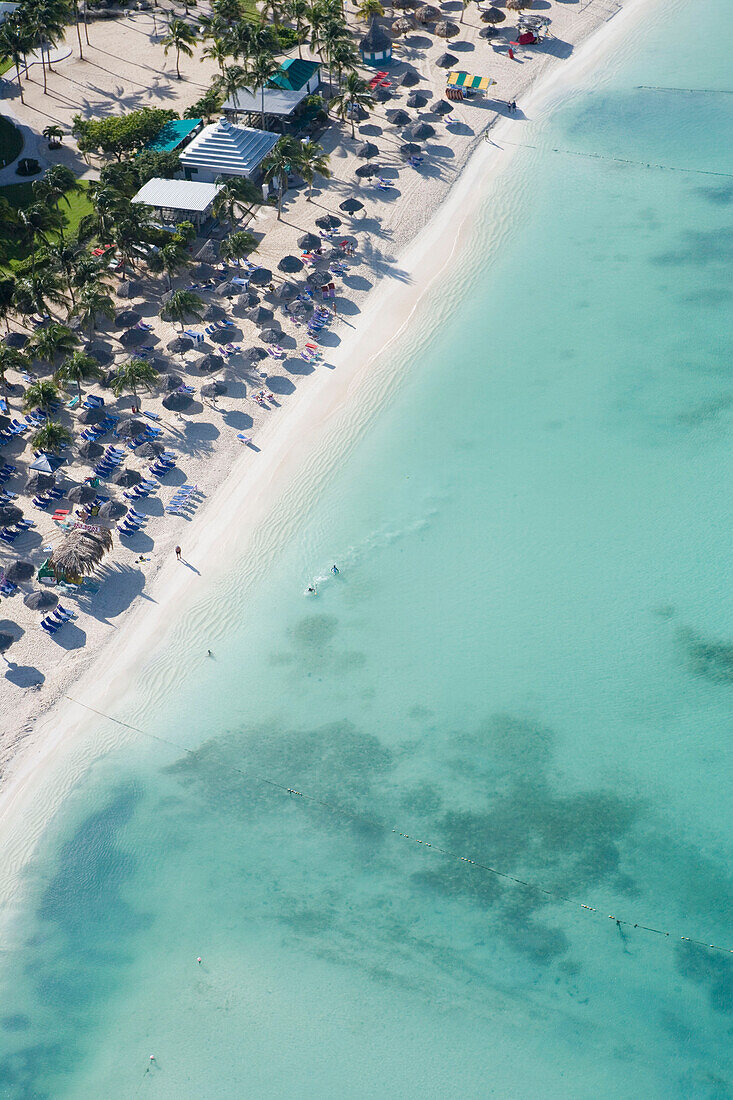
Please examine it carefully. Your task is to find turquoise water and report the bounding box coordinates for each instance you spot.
[2,1,733,1096]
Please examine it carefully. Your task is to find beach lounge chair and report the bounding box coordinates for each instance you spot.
[41,617,59,635]
[0,579,17,596]
[0,528,17,544]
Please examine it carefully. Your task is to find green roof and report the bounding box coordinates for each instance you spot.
[269,58,320,92]
[143,118,202,154]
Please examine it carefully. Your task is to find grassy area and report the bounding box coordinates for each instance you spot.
[0,180,95,270]
[0,115,23,169]
[0,58,14,77]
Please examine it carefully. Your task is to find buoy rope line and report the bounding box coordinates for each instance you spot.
[484,133,733,179]
[64,695,732,956]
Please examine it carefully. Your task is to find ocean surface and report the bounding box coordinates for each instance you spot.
[1,0,732,1095]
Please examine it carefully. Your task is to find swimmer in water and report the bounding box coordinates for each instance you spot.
[331,564,339,575]
[307,585,317,595]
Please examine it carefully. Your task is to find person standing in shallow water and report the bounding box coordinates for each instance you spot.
[175,545,182,561]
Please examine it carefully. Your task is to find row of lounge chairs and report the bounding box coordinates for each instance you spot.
[165,483,199,516]
[41,604,78,635]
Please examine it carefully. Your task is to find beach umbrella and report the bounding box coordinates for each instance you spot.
[162,391,193,411]
[66,483,97,503]
[97,500,128,521]
[29,454,56,474]
[192,263,217,280]
[274,281,298,301]
[401,70,421,87]
[201,304,228,323]
[24,589,59,611]
[241,347,269,365]
[316,214,342,231]
[76,440,105,461]
[196,240,219,264]
[481,5,506,20]
[479,24,499,37]
[115,418,147,439]
[298,233,321,251]
[356,142,378,159]
[259,328,282,344]
[168,336,193,354]
[115,280,144,299]
[355,162,381,179]
[78,406,106,425]
[136,440,165,459]
[246,305,274,325]
[119,328,149,348]
[434,18,459,36]
[110,468,142,488]
[289,299,313,318]
[435,52,458,68]
[26,472,55,493]
[433,99,455,115]
[201,379,227,398]
[217,281,243,298]
[3,332,28,349]
[195,353,226,374]
[339,198,364,214]
[306,271,330,288]
[278,255,304,274]
[208,330,231,345]
[416,2,439,20]
[400,142,422,157]
[0,504,24,525]
[0,632,15,654]
[387,108,411,126]
[373,84,392,103]
[51,527,111,578]
[404,121,435,140]
[114,309,141,329]
[248,268,273,287]
[236,290,261,307]
[392,15,415,33]
[86,342,115,366]
[164,373,184,390]
[5,559,34,583]
[406,92,429,108]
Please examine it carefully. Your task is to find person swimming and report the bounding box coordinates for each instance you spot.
[307,585,317,595]
[331,564,339,575]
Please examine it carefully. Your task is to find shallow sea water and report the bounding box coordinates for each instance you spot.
[1,1,732,1096]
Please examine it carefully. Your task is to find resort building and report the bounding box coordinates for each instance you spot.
[178,119,280,183]
[269,58,321,95]
[359,21,393,67]
[222,87,307,127]
[131,177,222,227]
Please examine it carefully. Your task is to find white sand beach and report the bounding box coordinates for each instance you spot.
[0,0,651,874]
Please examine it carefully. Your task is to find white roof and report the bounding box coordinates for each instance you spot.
[222,86,306,117]
[131,178,222,212]
[179,120,279,177]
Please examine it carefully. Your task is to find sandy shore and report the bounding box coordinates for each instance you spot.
[0,0,650,886]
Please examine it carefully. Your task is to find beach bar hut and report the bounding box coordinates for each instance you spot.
[446,71,496,94]
[359,20,393,66]
[132,178,223,227]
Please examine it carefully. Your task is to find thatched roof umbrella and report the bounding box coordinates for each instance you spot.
[481,5,506,21]
[401,70,421,87]
[5,559,34,583]
[355,162,381,178]
[87,342,115,366]
[298,232,321,251]
[119,328,150,349]
[51,526,112,578]
[0,504,24,525]
[356,142,379,159]
[208,330,231,345]
[24,589,59,611]
[316,214,342,231]
[339,198,364,214]
[116,280,144,299]
[387,108,411,126]
[115,309,141,329]
[416,3,439,21]
[306,270,329,288]
[201,379,228,398]
[201,303,228,323]
[274,281,298,301]
[66,483,98,504]
[4,331,28,349]
[373,84,392,103]
[76,440,105,461]
[406,91,429,108]
[136,441,166,459]
[115,418,147,439]
[163,390,194,412]
[78,406,106,425]
[26,472,55,494]
[248,268,273,287]
[196,352,226,373]
[259,327,282,344]
[97,500,128,522]
[435,18,459,36]
[507,0,530,8]
[168,336,193,354]
[192,262,217,280]
[400,142,422,157]
[289,300,313,319]
[433,99,455,115]
[404,121,435,140]
[435,52,458,68]
[246,305,274,325]
[164,373,184,390]
[110,468,142,488]
[278,255,304,274]
[216,281,241,298]
[392,15,415,33]
[241,347,269,366]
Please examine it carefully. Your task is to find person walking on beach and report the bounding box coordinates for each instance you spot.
[175,545,182,561]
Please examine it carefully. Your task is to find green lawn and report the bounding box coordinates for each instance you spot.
[0,115,23,169]
[0,179,94,270]
[0,58,14,77]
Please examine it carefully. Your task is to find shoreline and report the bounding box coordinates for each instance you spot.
[0,0,653,902]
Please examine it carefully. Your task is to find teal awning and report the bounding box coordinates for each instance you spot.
[143,119,202,154]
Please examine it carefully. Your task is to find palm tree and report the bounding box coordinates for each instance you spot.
[111,358,159,404]
[355,0,383,18]
[244,52,280,130]
[329,39,358,89]
[162,18,197,79]
[43,123,65,147]
[17,203,64,269]
[12,271,66,322]
[261,137,299,220]
[43,164,80,224]
[29,323,78,372]
[320,17,350,86]
[216,63,248,109]
[160,289,204,330]
[259,0,283,24]
[42,239,86,307]
[0,277,15,333]
[55,350,105,400]
[0,18,28,103]
[32,420,72,454]
[23,378,60,413]
[159,241,191,290]
[296,139,331,201]
[0,345,29,388]
[332,71,375,139]
[220,231,258,263]
[202,35,231,74]
[211,177,261,229]
[284,0,308,57]
[73,284,116,341]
